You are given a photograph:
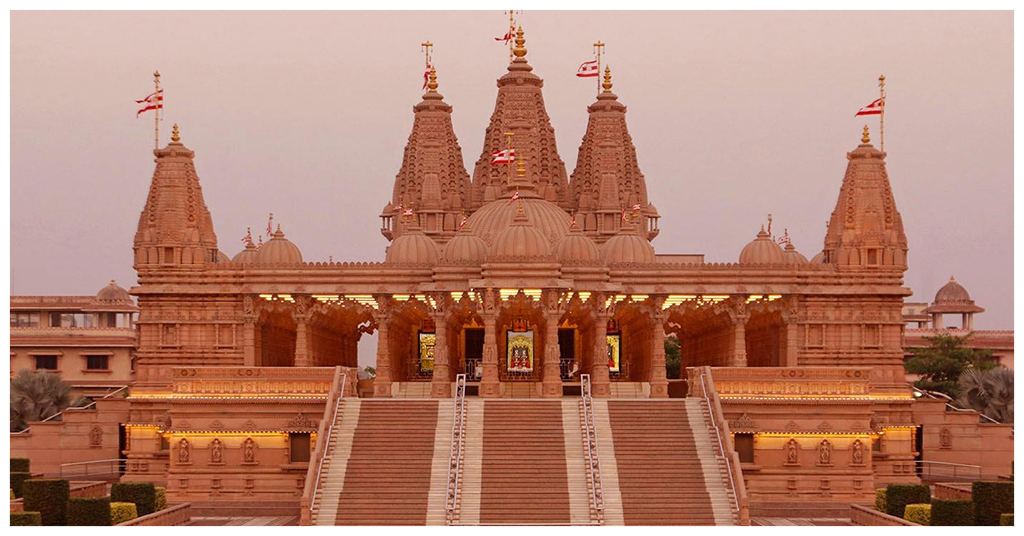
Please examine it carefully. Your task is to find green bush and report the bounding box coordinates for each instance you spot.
[155,486,167,511]
[874,488,887,512]
[973,481,1014,525]
[22,478,70,526]
[904,503,931,525]
[111,482,157,516]
[67,496,112,526]
[1000,513,1014,526]
[10,457,31,473]
[931,499,974,526]
[11,472,32,498]
[110,502,138,525]
[885,483,931,518]
[10,511,42,526]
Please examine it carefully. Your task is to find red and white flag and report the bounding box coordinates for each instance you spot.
[402,207,414,217]
[490,147,516,165]
[855,98,884,116]
[495,26,514,44]
[136,89,163,117]
[241,227,252,243]
[266,213,274,237]
[422,63,433,90]
[620,209,628,222]
[631,203,642,212]
[458,214,468,230]
[576,59,599,78]
[508,191,520,205]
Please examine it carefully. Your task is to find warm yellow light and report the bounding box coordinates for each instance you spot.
[755,432,877,438]
[313,294,340,302]
[576,291,591,302]
[127,394,328,400]
[393,294,410,301]
[630,294,649,302]
[167,431,291,437]
[259,294,274,300]
[746,295,763,303]
[451,291,464,301]
[719,395,914,401]
[499,289,517,301]
[767,294,782,301]
[663,294,697,309]
[523,289,542,300]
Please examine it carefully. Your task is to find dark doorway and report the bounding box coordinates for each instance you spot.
[558,328,576,380]
[464,328,484,382]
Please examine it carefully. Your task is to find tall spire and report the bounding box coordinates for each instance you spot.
[470,24,570,210]
[134,125,219,268]
[822,127,907,268]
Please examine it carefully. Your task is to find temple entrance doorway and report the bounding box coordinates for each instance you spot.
[664,300,740,369]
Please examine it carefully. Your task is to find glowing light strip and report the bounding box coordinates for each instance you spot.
[393,294,411,301]
[754,432,877,438]
[630,294,649,302]
[718,395,914,401]
[576,291,591,303]
[451,291,464,302]
[166,431,293,436]
[127,395,328,400]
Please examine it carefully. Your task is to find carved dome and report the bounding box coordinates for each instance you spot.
[809,251,826,264]
[96,280,131,302]
[602,222,656,264]
[254,226,303,264]
[923,276,985,314]
[489,206,552,258]
[386,225,439,264]
[232,239,259,264]
[554,221,600,263]
[465,195,571,248]
[441,227,488,263]
[781,241,808,264]
[216,250,231,263]
[739,227,784,264]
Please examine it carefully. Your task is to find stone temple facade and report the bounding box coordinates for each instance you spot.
[12,26,1012,525]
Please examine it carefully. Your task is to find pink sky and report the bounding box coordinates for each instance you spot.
[10,10,1014,329]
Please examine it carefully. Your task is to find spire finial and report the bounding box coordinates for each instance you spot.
[513,25,527,60]
[516,155,526,177]
[427,66,438,92]
[862,125,870,144]
[171,123,180,142]
[602,66,613,92]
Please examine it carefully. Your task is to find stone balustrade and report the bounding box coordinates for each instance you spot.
[118,503,191,526]
[702,367,873,398]
[933,482,972,500]
[168,366,339,396]
[849,504,917,526]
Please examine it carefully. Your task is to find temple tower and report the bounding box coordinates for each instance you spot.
[469,26,571,211]
[569,67,660,243]
[823,126,908,268]
[381,67,471,244]
[133,124,219,268]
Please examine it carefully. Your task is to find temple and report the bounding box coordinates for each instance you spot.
[11,25,1013,526]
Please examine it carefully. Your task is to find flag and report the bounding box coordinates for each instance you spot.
[490,147,516,165]
[402,207,414,217]
[855,98,884,116]
[256,236,263,249]
[620,209,628,222]
[458,214,468,230]
[576,60,599,78]
[241,227,252,243]
[266,213,274,237]
[136,89,163,117]
[422,63,433,90]
[495,26,514,44]
[631,203,642,212]
[508,191,520,205]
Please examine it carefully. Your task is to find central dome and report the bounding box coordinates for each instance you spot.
[488,204,553,258]
[465,195,571,248]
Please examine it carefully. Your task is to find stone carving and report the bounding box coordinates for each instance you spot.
[817,439,832,466]
[210,438,224,464]
[732,413,758,431]
[785,420,801,430]
[785,438,800,466]
[89,426,103,447]
[939,427,952,448]
[851,439,865,465]
[243,437,256,464]
[287,413,316,430]
[210,420,225,430]
[178,438,191,463]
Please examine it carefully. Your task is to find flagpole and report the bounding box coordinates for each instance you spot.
[507,10,515,62]
[153,70,161,150]
[878,74,886,152]
[594,41,605,96]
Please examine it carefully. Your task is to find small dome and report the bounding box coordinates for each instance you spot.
[489,206,552,258]
[809,251,826,264]
[739,227,784,264]
[96,280,131,302]
[934,276,972,304]
[217,250,230,263]
[602,222,656,264]
[555,221,600,263]
[386,226,439,264]
[232,238,259,263]
[441,230,487,263]
[781,241,808,264]
[255,226,303,264]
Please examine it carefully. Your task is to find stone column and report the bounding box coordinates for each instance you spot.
[373,298,393,398]
[242,295,256,367]
[784,321,799,367]
[590,313,611,398]
[542,312,562,397]
[293,296,311,367]
[731,316,748,367]
[479,289,500,397]
[430,303,452,398]
[649,306,669,398]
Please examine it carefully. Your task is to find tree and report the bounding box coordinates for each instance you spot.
[904,334,995,398]
[10,370,88,432]
[665,335,681,379]
[957,367,1013,424]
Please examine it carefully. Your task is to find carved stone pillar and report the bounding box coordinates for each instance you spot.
[243,295,256,367]
[430,295,452,398]
[590,310,612,398]
[731,318,747,367]
[649,303,669,398]
[480,289,500,398]
[373,298,393,398]
[784,322,799,367]
[293,296,311,367]
[542,313,562,398]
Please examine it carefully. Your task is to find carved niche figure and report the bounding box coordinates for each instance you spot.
[89,426,103,447]
[939,428,953,448]
[210,438,224,464]
[178,438,191,463]
[818,439,833,466]
[851,439,865,465]
[243,437,256,464]
[785,439,799,465]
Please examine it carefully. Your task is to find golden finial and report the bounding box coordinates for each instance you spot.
[602,66,613,92]
[154,70,160,80]
[171,123,180,142]
[516,198,525,213]
[862,124,870,144]
[516,155,526,177]
[513,25,527,60]
[427,66,438,91]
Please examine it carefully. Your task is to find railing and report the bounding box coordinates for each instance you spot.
[300,366,345,525]
[445,374,467,524]
[915,460,982,482]
[912,387,1004,426]
[13,385,129,434]
[693,366,750,525]
[579,374,604,523]
[118,503,191,526]
[58,458,126,479]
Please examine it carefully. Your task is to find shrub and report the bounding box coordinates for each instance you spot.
[904,503,931,525]
[11,471,32,498]
[111,481,157,516]
[10,511,42,526]
[1000,513,1014,526]
[67,496,112,526]
[155,486,167,511]
[110,502,138,525]
[885,483,931,518]
[10,457,31,473]
[931,499,974,526]
[22,478,70,526]
[973,481,1014,525]
[874,488,887,512]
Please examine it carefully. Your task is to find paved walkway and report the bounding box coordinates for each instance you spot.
[752,517,853,526]
[188,516,298,526]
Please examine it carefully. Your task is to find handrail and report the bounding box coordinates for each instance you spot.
[579,374,604,521]
[695,366,749,525]
[445,374,467,524]
[58,458,126,478]
[912,387,1004,425]
[300,366,345,525]
[13,385,129,434]
[914,459,982,482]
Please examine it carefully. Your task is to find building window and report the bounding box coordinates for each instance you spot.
[34,355,58,370]
[86,355,109,370]
[735,433,755,463]
[10,312,41,327]
[50,312,94,328]
[160,435,170,452]
[289,432,311,463]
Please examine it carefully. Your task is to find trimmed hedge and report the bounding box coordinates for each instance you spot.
[931,499,974,526]
[973,481,1014,525]
[111,482,157,516]
[22,478,70,526]
[874,488,887,512]
[904,503,931,525]
[67,496,112,526]
[1000,513,1014,526]
[11,472,32,498]
[111,502,138,525]
[11,511,43,526]
[155,486,167,511]
[885,483,931,518]
[11,457,31,473]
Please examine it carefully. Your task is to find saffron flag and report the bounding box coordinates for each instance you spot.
[577,60,599,78]
[458,214,468,230]
[136,89,163,117]
[855,98,884,116]
[490,147,516,165]
[495,27,514,44]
